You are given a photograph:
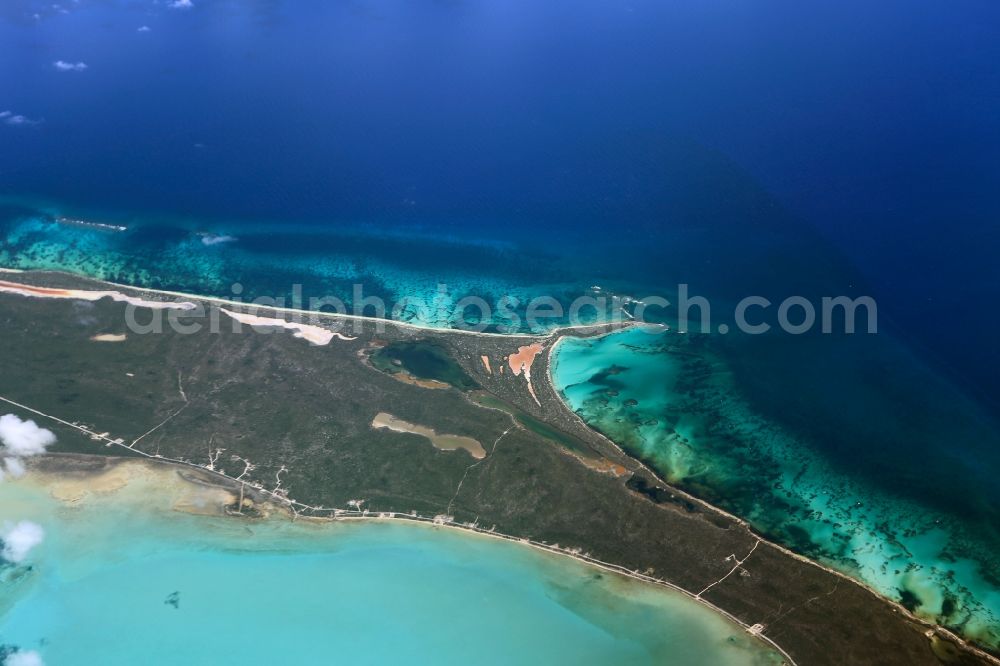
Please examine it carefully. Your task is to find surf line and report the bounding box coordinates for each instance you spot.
[0,271,635,339]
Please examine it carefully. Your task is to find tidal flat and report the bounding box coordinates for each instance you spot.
[0,458,782,666]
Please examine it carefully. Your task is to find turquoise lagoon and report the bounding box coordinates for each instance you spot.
[0,464,782,665]
[552,327,1000,648]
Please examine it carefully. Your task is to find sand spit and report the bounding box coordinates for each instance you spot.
[0,279,197,311]
[372,412,486,459]
[507,343,544,406]
[219,308,357,346]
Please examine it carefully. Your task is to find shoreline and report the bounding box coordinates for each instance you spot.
[24,452,798,666]
[542,334,1000,666]
[1,268,997,664]
[0,267,635,340]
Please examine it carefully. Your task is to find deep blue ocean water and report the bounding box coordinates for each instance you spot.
[2,0,998,394]
[2,0,1000,654]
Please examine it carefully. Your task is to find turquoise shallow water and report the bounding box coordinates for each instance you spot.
[5,196,1000,653]
[0,466,781,666]
[0,203,630,332]
[4,197,1000,653]
[552,328,1000,648]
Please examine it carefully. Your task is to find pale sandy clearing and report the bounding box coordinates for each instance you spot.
[372,412,486,459]
[91,333,127,342]
[219,308,357,346]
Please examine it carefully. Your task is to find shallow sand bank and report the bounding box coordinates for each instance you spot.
[0,456,784,666]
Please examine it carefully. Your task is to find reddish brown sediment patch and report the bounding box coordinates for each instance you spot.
[507,343,544,406]
[481,355,492,374]
[0,281,73,297]
[0,279,197,310]
[582,458,629,477]
[507,343,544,375]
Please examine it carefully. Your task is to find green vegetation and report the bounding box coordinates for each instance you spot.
[0,271,983,666]
[371,340,479,390]
[470,392,595,457]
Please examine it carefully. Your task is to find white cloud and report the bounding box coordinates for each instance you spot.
[4,457,26,478]
[169,0,194,8]
[5,650,44,666]
[138,25,151,32]
[4,114,40,126]
[1,110,41,126]
[53,60,88,72]
[0,414,56,456]
[1,521,45,564]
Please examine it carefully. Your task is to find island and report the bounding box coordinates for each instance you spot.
[0,270,993,666]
